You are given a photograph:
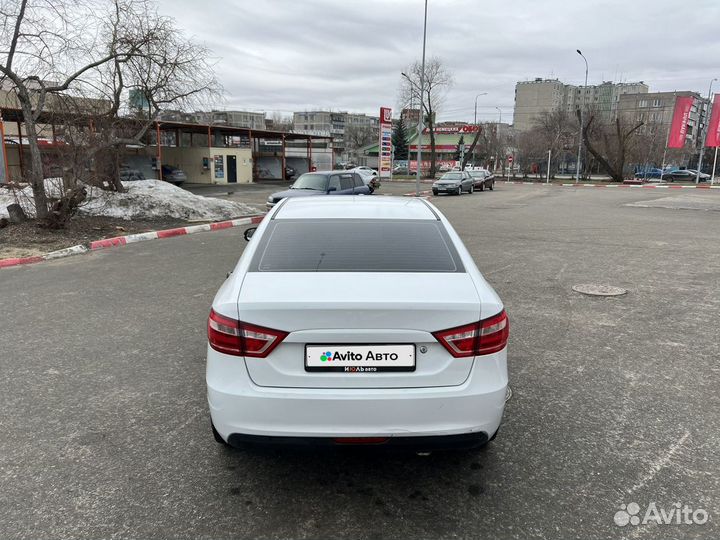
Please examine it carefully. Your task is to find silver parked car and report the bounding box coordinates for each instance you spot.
[432,171,475,195]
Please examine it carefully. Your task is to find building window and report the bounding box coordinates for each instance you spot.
[639,100,648,108]
[653,99,661,107]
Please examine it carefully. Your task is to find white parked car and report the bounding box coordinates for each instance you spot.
[207,196,509,451]
[350,166,379,184]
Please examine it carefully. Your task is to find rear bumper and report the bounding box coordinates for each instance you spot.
[227,431,490,451]
[207,348,508,441]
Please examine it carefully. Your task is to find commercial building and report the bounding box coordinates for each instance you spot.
[360,123,513,173]
[1,106,331,184]
[513,78,648,131]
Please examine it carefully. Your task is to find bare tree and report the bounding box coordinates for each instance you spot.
[0,0,217,226]
[578,110,644,182]
[268,112,292,132]
[344,124,376,154]
[514,111,576,178]
[399,57,453,177]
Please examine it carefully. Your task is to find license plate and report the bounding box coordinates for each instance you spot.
[305,344,415,372]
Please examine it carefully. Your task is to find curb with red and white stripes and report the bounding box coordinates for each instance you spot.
[501,180,720,189]
[401,180,720,197]
[0,215,264,270]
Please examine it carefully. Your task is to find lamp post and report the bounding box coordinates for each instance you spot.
[495,107,502,176]
[402,72,425,195]
[575,49,588,184]
[695,78,717,184]
[402,0,429,196]
[474,93,488,125]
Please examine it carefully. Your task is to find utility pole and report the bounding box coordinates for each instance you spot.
[695,78,717,184]
[415,0,428,196]
[660,92,676,180]
[576,49,588,184]
[495,107,502,177]
[474,93,487,125]
[546,149,552,183]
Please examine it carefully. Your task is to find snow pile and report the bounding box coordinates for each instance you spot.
[0,187,19,218]
[1,179,259,221]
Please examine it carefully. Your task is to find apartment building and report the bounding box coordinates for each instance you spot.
[193,110,266,130]
[514,78,649,131]
[293,111,379,160]
[157,109,267,130]
[617,91,709,147]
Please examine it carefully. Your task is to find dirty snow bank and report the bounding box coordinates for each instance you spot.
[1,179,259,221]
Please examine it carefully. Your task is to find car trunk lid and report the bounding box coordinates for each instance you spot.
[238,272,480,389]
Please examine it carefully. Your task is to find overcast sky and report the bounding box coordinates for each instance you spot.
[157,0,720,124]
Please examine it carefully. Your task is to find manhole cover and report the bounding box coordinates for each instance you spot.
[572,284,628,297]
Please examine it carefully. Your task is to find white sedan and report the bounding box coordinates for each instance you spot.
[207,196,509,451]
[350,166,379,184]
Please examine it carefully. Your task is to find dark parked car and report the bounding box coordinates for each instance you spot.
[267,170,373,208]
[161,165,187,185]
[661,169,708,182]
[432,171,475,195]
[468,170,495,191]
[635,167,663,180]
[119,165,145,182]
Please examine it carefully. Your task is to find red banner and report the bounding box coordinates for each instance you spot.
[705,94,720,147]
[667,96,695,149]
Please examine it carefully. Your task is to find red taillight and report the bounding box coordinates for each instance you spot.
[207,309,288,357]
[432,310,509,358]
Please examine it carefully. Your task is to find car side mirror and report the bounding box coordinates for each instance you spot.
[327,186,337,193]
[243,227,257,242]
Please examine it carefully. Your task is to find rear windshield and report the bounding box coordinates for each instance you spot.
[252,220,464,273]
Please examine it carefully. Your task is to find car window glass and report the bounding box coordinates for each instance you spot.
[293,174,328,191]
[353,175,364,188]
[339,175,354,190]
[254,220,464,273]
[328,175,341,191]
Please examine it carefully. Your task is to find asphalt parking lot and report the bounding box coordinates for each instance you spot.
[1,183,719,539]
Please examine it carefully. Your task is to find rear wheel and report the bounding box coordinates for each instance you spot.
[211,420,228,445]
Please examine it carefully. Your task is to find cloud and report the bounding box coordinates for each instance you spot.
[157,0,720,123]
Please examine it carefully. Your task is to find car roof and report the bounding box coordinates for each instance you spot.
[273,196,438,221]
[301,170,357,176]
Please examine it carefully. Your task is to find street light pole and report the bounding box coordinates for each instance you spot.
[495,107,502,176]
[576,49,588,184]
[695,78,717,184]
[413,0,429,196]
[474,93,488,125]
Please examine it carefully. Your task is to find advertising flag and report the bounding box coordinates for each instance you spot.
[667,96,695,149]
[705,94,720,148]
